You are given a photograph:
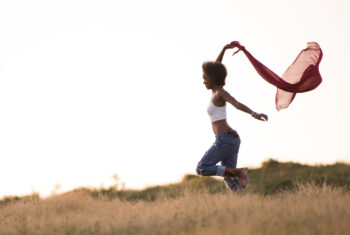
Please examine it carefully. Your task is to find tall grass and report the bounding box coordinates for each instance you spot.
[1,184,349,235]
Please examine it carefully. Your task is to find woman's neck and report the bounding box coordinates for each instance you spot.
[211,86,223,93]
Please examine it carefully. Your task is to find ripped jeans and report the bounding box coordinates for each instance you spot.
[196,131,241,190]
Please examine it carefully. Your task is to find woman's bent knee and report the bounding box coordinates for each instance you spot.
[196,162,202,175]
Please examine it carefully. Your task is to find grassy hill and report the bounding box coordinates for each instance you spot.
[87,159,350,201]
[248,159,350,194]
[1,159,350,205]
[1,159,350,235]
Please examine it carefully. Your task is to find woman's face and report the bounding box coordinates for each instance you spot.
[203,72,213,90]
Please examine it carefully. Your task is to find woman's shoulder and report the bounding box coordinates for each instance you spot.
[213,88,230,105]
[217,88,231,97]
[217,88,235,103]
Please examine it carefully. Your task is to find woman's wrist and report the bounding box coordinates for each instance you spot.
[251,111,257,118]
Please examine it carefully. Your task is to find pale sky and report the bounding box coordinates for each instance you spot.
[1,0,350,198]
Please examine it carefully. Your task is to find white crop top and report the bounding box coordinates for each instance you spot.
[207,95,227,122]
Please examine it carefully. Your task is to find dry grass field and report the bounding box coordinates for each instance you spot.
[1,183,349,235]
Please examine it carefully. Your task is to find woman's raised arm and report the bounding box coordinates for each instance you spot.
[216,43,236,62]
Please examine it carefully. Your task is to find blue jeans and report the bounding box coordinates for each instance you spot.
[197,131,241,191]
[197,131,241,177]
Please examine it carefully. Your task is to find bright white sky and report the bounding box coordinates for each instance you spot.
[1,0,350,198]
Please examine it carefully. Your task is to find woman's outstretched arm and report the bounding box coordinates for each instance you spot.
[219,89,268,121]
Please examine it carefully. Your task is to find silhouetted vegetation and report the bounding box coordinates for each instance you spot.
[0,193,40,206]
[1,159,350,204]
[248,159,350,194]
[66,159,350,201]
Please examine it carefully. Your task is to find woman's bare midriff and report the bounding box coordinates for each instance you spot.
[212,119,234,135]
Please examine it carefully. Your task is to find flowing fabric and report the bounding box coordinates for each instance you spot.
[232,42,323,110]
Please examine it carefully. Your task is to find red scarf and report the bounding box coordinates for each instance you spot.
[231,41,323,110]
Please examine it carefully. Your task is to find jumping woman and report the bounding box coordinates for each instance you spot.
[196,42,268,191]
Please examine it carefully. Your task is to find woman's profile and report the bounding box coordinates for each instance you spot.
[196,42,268,191]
